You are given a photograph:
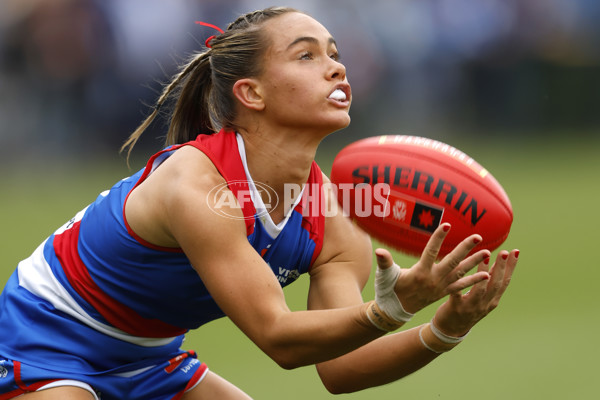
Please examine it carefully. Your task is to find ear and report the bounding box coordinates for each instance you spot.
[232,78,265,111]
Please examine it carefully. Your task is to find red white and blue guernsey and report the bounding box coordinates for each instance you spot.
[0,129,325,399]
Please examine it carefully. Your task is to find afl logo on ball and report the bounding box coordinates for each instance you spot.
[0,365,8,378]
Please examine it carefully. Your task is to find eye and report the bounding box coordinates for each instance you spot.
[330,52,341,62]
[299,52,313,60]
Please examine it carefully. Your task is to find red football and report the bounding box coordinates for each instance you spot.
[329,135,513,258]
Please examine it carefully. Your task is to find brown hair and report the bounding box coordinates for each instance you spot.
[120,6,299,160]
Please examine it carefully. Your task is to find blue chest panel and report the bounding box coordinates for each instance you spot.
[249,211,316,287]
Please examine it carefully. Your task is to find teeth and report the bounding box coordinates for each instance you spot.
[329,89,346,101]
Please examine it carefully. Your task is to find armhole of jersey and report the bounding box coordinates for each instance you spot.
[122,138,255,251]
[122,145,187,253]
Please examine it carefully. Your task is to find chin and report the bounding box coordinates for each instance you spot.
[319,117,351,138]
[300,112,351,138]
[325,110,351,127]
[332,114,352,131]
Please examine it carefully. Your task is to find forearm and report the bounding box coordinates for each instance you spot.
[259,303,385,369]
[315,326,440,394]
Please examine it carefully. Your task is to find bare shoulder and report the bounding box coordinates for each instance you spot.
[156,145,225,193]
[125,145,238,248]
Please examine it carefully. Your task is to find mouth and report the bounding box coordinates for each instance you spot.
[328,85,351,105]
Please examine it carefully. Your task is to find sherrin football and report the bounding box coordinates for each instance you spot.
[330,135,513,258]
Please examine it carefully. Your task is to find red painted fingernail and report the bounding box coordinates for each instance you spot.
[442,224,450,232]
[514,250,520,259]
[501,253,508,260]
[473,236,481,244]
[483,256,490,265]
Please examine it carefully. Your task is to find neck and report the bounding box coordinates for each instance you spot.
[237,126,324,223]
[239,127,321,188]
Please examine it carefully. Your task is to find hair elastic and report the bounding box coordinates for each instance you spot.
[195,21,225,48]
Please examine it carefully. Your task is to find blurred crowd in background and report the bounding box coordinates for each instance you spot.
[1,0,599,165]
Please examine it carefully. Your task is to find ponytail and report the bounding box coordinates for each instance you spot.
[167,52,214,144]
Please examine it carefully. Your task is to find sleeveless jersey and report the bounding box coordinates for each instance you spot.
[0,129,325,373]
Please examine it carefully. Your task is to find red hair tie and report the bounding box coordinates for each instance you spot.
[195,21,225,48]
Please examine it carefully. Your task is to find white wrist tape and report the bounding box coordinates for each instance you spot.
[419,321,468,353]
[375,262,414,323]
[430,320,469,344]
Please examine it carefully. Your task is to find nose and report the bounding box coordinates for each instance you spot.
[328,59,346,81]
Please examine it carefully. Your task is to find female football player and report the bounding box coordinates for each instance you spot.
[0,7,518,399]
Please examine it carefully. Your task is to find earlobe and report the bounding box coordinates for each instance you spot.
[232,79,265,111]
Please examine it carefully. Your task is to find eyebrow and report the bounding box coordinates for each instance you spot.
[287,36,337,50]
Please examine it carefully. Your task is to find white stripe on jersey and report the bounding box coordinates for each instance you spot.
[236,133,305,238]
[17,240,178,348]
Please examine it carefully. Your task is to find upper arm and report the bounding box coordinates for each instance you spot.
[308,174,373,311]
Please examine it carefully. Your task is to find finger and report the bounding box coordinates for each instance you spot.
[503,249,519,282]
[374,248,394,270]
[419,223,452,267]
[484,251,510,302]
[490,249,519,301]
[463,256,492,299]
[448,291,463,305]
[436,234,483,277]
[445,249,491,284]
[445,270,490,294]
[478,253,492,273]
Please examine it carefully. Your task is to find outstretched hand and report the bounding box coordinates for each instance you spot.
[432,249,519,337]
[375,223,491,315]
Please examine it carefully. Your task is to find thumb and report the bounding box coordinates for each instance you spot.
[374,248,412,319]
[375,248,394,270]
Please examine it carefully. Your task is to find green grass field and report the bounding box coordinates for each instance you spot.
[1,136,598,399]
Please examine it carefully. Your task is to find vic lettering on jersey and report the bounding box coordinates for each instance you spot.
[276,266,300,284]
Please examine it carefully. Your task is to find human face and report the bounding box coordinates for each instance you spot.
[257,12,352,134]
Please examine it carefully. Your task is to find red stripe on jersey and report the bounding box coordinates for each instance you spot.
[169,362,209,400]
[54,221,187,338]
[0,389,26,400]
[11,361,59,394]
[188,131,257,236]
[164,351,195,374]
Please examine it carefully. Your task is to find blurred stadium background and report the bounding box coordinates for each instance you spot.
[1,0,599,399]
